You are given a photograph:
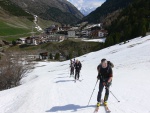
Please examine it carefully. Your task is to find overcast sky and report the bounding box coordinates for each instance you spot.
[67,0,106,10]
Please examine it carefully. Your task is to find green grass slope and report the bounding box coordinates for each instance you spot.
[0,0,60,42]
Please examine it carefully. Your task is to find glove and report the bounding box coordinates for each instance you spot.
[105,82,111,87]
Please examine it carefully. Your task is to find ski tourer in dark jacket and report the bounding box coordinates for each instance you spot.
[70,60,75,76]
[74,60,82,80]
[74,60,82,71]
[96,59,113,107]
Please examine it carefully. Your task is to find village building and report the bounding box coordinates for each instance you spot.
[25,37,33,44]
[17,36,42,45]
[39,52,48,60]
[90,30,108,39]
[16,38,26,45]
[45,25,60,35]
[81,29,91,38]
[80,23,105,38]
[44,34,65,42]
[68,30,76,38]
[59,25,72,31]
[68,27,79,38]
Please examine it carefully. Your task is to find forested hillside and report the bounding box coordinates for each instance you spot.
[105,0,150,47]
[81,0,132,23]
[0,0,34,21]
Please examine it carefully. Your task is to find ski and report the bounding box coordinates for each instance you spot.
[104,106,111,112]
[93,102,101,113]
[78,79,83,82]
[101,99,111,112]
[93,106,99,113]
[74,79,83,83]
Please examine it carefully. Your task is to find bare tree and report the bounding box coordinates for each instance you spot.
[0,52,34,90]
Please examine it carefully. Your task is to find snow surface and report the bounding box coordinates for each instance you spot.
[34,15,43,32]
[0,36,150,113]
[83,38,106,43]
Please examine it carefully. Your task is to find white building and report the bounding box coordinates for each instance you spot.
[98,31,105,38]
[67,27,79,38]
[16,38,26,44]
[68,30,76,38]
[81,30,91,38]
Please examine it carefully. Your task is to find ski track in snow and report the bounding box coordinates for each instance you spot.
[0,36,150,113]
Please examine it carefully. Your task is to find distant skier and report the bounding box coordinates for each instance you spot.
[74,60,82,80]
[70,60,75,77]
[96,58,113,107]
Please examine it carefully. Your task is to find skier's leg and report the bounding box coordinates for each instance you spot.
[71,67,72,75]
[70,68,71,77]
[73,68,74,75]
[97,81,104,102]
[78,70,80,80]
[75,70,77,80]
[70,67,72,76]
[76,70,79,80]
[104,85,110,102]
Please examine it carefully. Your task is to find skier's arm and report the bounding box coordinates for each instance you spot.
[108,67,113,83]
[97,65,101,79]
[80,63,82,70]
[108,77,113,83]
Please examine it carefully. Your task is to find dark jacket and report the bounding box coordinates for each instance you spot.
[97,64,113,82]
[74,62,82,71]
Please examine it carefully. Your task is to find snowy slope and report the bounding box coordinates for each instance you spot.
[0,36,150,113]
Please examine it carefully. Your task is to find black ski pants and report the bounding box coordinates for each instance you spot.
[70,67,74,76]
[97,80,110,102]
[75,69,80,80]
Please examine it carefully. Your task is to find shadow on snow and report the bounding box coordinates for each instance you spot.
[46,104,95,112]
[55,80,75,83]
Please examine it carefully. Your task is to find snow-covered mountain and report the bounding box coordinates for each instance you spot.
[0,35,150,113]
[67,0,105,16]
[80,7,96,16]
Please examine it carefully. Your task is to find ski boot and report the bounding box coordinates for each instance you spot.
[96,102,101,107]
[104,101,108,106]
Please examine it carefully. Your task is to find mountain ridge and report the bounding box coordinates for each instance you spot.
[10,0,84,24]
[81,0,132,23]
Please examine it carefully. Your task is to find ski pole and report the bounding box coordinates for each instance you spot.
[87,79,99,106]
[105,86,120,102]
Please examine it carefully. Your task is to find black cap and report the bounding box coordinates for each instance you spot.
[101,58,106,63]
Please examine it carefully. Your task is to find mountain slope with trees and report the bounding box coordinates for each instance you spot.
[105,0,150,47]
[81,0,132,23]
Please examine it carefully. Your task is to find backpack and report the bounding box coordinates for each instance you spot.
[107,61,114,68]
